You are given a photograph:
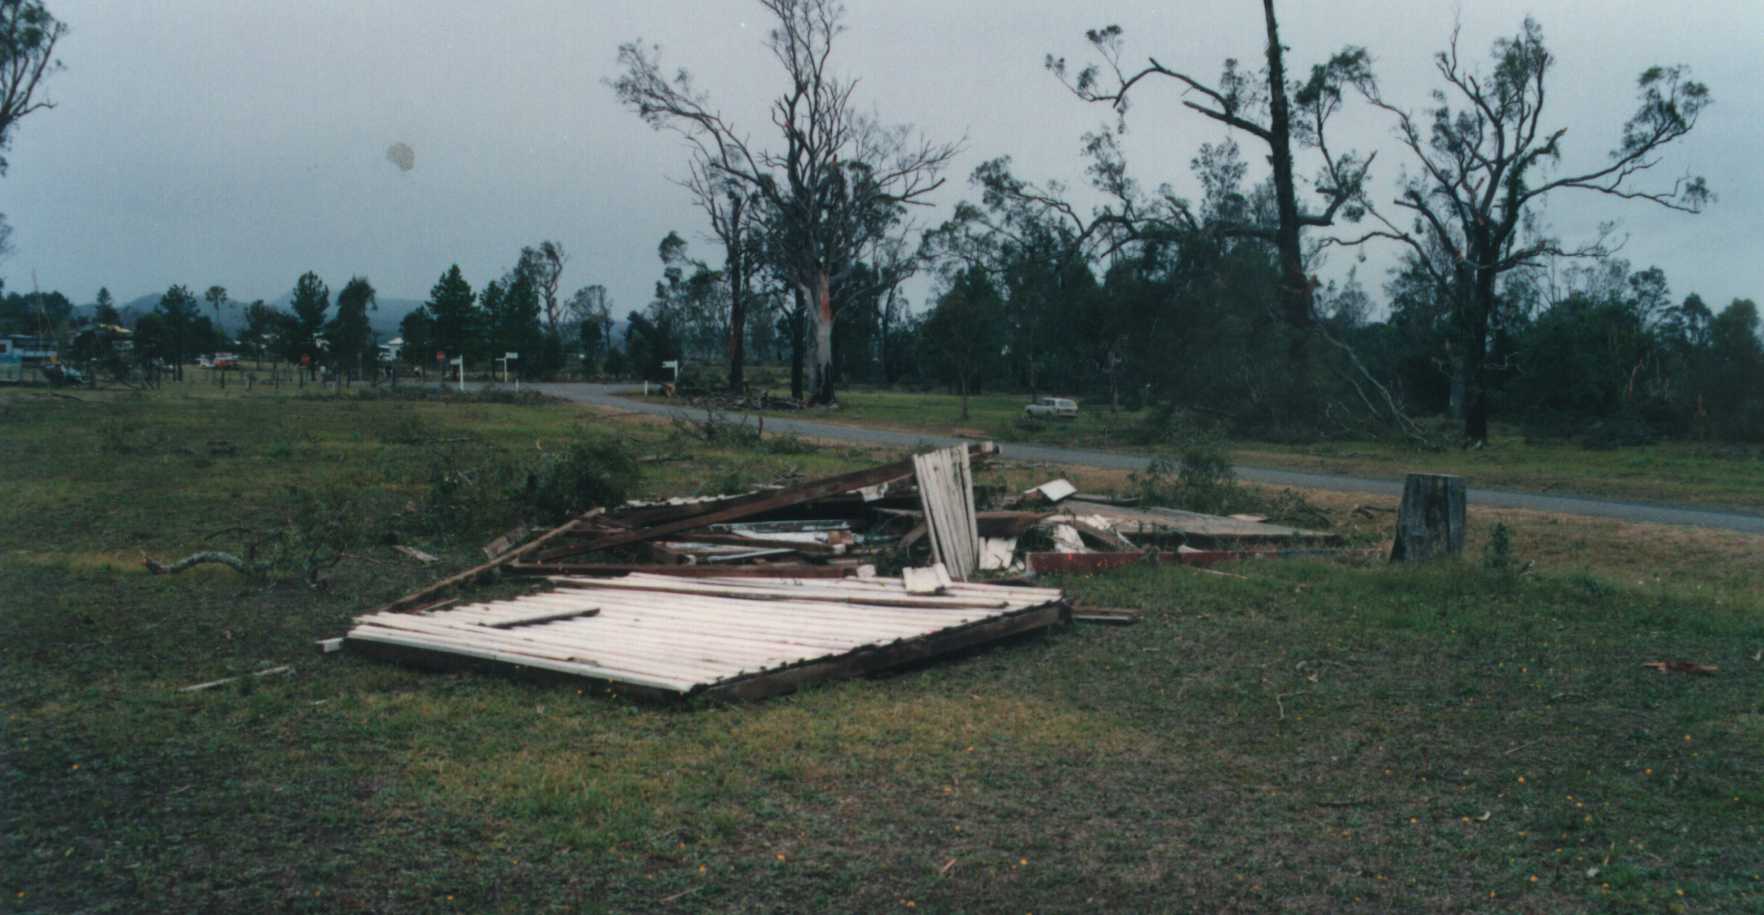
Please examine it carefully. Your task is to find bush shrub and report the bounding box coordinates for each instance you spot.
[520,436,640,525]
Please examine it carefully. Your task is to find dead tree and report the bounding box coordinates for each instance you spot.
[1343,18,1711,444]
[611,0,960,405]
[1048,0,1376,337]
[682,153,759,392]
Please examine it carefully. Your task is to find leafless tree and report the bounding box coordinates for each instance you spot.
[611,0,960,404]
[1047,0,1375,334]
[1340,18,1711,443]
[681,152,760,391]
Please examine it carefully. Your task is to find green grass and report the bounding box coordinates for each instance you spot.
[673,388,1764,511]
[3,383,1762,912]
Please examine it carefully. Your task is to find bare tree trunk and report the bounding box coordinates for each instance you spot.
[789,287,806,400]
[1262,0,1313,341]
[878,300,892,384]
[1447,349,1467,420]
[1463,250,1497,445]
[804,272,836,405]
[1464,317,1492,445]
[727,262,747,393]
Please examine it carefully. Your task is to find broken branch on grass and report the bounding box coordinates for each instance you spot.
[178,665,293,693]
[145,551,266,576]
[1642,660,1718,675]
[1502,738,1544,757]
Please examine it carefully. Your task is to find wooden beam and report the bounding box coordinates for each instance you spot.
[535,444,993,564]
[505,561,864,579]
[477,607,601,629]
[661,532,843,555]
[544,575,1008,609]
[366,510,604,614]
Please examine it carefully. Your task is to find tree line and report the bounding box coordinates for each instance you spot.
[608,0,1763,443]
[4,0,1760,442]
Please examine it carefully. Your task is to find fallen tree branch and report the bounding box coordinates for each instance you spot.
[144,551,267,576]
[1315,324,1438,449]
[178,665,293,693]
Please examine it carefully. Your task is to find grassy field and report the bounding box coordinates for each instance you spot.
[3,382,1762,912]
[669,388,1764,511]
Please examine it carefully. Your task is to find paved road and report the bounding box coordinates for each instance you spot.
[534,383,1764,535]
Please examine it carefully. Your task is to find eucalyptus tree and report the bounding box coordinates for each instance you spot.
[680,152,760,390]
[0,0,66,176]
[516,241,567,336]
[611,0,959,404]
[922,157,1099,399]
[1047,0,1376,335]
[1348,18,1711,443]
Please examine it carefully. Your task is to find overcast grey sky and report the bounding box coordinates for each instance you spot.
[5,0,1759,318]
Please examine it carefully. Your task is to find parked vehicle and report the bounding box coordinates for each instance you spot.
[37,363,83,386]
[1023,396,1079,419]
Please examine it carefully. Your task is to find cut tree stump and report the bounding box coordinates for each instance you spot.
[1390,473,1466,562]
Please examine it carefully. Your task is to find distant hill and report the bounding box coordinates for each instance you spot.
[266,292,424,338]
[109,292,424,338]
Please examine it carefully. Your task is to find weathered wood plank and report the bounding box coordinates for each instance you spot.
[505,562,863,579]
[544,575,1008,609]
[914,445,980,581]
[367,510,604,614]
[536,444,993,564]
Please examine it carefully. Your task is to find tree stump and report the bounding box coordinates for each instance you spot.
[1390,473,1466,562]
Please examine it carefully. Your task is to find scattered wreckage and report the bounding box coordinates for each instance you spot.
[338,443,1361,700]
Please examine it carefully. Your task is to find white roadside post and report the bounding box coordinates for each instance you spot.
[452,356,464,393]
[662,359,680,387]
[504,352,520,393]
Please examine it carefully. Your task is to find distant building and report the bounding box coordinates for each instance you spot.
[0,334,58,383]
[379,336,404,363]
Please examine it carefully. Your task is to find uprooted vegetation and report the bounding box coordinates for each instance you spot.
[1126,433,1330,529]
[668,405,818,454]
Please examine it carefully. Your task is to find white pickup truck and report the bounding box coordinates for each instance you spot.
[1023,396,1079,419]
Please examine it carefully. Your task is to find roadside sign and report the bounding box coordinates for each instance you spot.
[505,352,519,360]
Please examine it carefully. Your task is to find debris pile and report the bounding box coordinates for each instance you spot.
[342,444,1353,699]
[348,571,1069,701]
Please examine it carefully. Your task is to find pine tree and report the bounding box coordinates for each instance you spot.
[93,287,119,325]
[423,265,476,369]
[325,276,376,382]
[152,285,202,380]
[288,272,330,367]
